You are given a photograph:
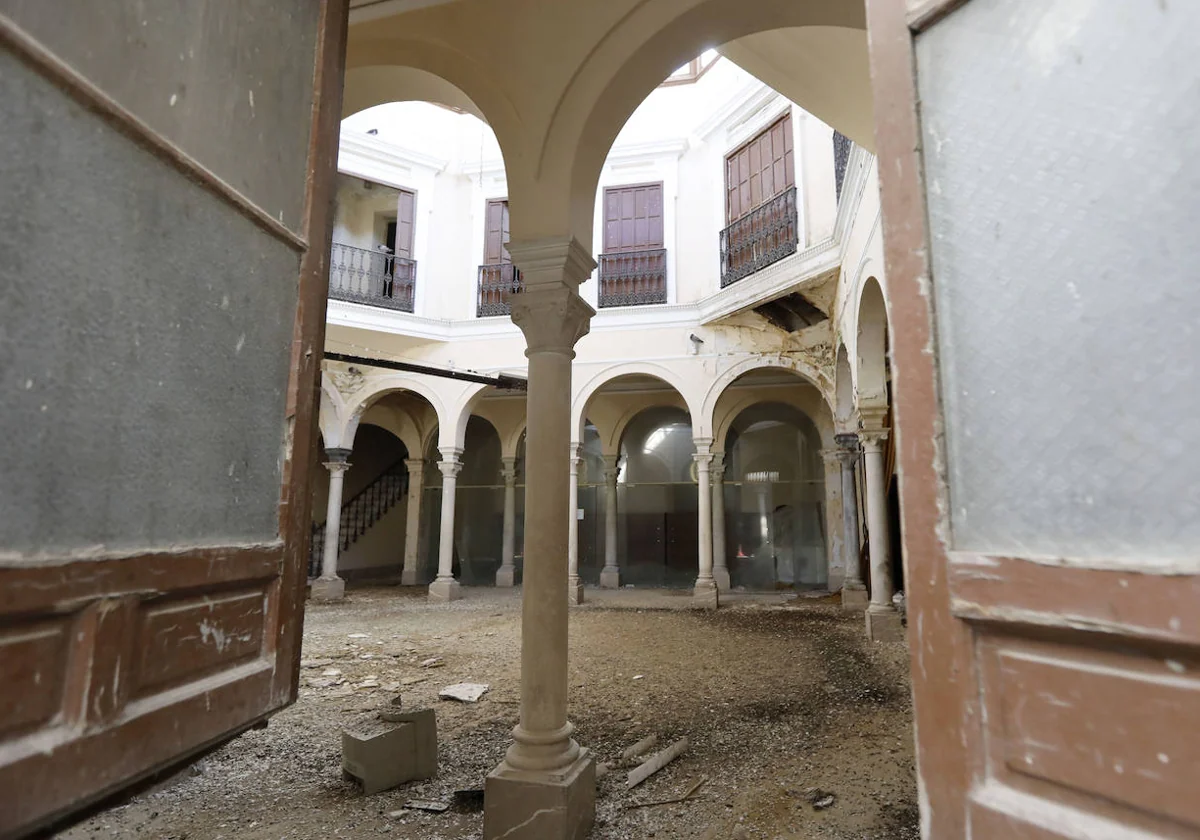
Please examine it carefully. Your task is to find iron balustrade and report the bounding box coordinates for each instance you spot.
[719,186,799,287]
[328,241,416,312]
[598,248,668,307]
[477,263,524,317]
[309,459,409,578]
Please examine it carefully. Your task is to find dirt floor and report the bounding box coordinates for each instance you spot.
[59,587,918,840]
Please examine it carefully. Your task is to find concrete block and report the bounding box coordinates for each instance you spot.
[311,575,345,601]
[484,751,595,840]
[865,607,905,642]
[342,709,437,795]
[841,585,869,610]
[693,580,719,610]
[428,578,462,603]
[495,565,518,587]
[598,568,621,589]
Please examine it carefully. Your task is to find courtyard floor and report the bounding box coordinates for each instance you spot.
[59,587,918,840]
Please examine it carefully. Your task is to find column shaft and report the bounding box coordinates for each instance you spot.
[711,453,729,592]
[429,450,463,602]
[497,457,518,586]
[567,446,583,604]
[693,443,718,609]
[401,459,424,586]
[312,448,350,601]
[599,456,620,588]
[861,429,902,641]
[835,434,868,609]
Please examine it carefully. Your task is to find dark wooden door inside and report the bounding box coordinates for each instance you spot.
[0,2,347,837]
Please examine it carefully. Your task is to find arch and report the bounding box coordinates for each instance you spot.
[538,0,868,244]
[357,404,423,460]
[344,373,450,452]
[699,355,832,441]
[343,37,524,186]
[445,382,494,452]
[834,344,855,433]
[855,276,889,417]
[572,361,702,444]
[319,373,349,449]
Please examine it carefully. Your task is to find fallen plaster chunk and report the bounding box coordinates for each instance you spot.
[402,800,449,813]
[627,737,689,789]
[438,683,489,703]
[421,657,445,668]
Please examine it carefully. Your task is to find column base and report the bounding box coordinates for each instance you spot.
[598,567,621,589]
[400,567,421,587]
[428,578,463,603]
[866,606,905,642]
[713,566,731,592]
[841,584,869,610]
[311,575,345,601]
[496,565,518,587]
[693,579,719,610]
[484,750,595,840]
[568,578,584,606]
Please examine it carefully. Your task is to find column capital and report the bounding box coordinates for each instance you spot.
[511,284,594,356]
[710,451,726,478]
[501,455,518,484]
[602,453,620,470]
[404,457,425,473]
[567,443,582,475]
[602,454,620,484]
[324,447,352,471]
[860,427,890,451]
[507,236,597,289]
[692,437,713,461]
[438,447,463,479]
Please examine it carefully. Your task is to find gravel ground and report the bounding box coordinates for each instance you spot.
[59,587,917,840]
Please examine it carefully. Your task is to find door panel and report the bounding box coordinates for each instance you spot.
[867,0,1200,836]
[0,2,347,836]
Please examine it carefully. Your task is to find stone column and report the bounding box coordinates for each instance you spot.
[484,238,596,840]
[599,455,621,588]
[496,456,519,587]
[401,459,425,586]
[428,448,463,603]
[566,444,584,605]
[861,428,902,640]
[711,452,729,592]
[312,448,351,601]
[693,439,718,609]
[835,434,868,609]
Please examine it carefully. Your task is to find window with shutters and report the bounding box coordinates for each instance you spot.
[598,183,667,307]
[478,198,522,316]
[720,113,800,287]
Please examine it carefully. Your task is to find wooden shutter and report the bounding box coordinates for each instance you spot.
[484,198,510,264]
[394,189,415,259]
[725,113,795,223]
[603,183,664,253]
[0,1,347,836]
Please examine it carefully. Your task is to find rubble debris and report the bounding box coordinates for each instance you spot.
[627,737,689,789]
[807,788,836,810]
[453,788,486,811]
[348,633,369,639]
[420,657,445,668]
[400,676,428,686]
[438,683,489,703]
[321,668,342,677]
[621,734,659,763]
[626,775,707,809]
[401,800,449,813]
[300,658,333,669]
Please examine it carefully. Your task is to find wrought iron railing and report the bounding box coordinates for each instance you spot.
[719,186,799,288]
[598,248,668,307]
[477,263,524,317]
[309,459,409,577]
[328,242,416,312]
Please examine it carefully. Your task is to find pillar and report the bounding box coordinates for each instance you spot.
[861,428,902,640]
[496,456,519,587]
[693,439,718,609]
[567,444,584,605]
[835,434,868,609]
[401,459,425,586]
[311,447,351,601]
[483,238,596,840]
[428,447,463,603]
[711,452,729,592]
[599,455,620,588]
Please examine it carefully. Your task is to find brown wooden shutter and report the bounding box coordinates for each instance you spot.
[394,189,415,259]
[603,183,663,253]
[484,198,511,264]
[725,112,795,224]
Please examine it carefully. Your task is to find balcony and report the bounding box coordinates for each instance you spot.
[477,263,524,317]
[328,242,415,312]
[719,186,799,288]
[598,248,668,308]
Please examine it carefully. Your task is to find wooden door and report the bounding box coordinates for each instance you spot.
[0,2,347,836]
[394,189,415,259]
[868,0,1200,837]
[484,198,511,264]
